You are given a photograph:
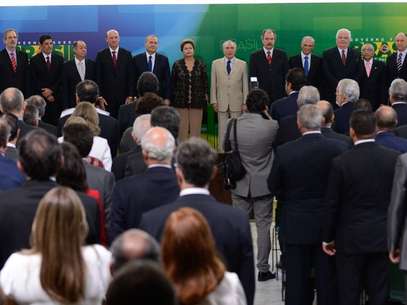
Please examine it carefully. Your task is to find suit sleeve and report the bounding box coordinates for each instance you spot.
[162,56,171,100]
[95,52,104,97]
[210,60,217,105]
[126,52,135,97]
[249,53,257,79]
[108,184,127,243]
[242,61,249,104]
[61,63,70,109]
[322,51,338,89]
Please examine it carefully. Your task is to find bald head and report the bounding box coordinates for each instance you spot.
[317,100,334,127]
[141,126,175,164]
[0,87,24,118]
[376,105,398,131]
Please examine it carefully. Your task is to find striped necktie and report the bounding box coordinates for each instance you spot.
[10,52,17,72]
[397,52,404,72]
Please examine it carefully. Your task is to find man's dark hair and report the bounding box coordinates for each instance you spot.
[137,72,160,97]
[350,110,376,138]
[23,104,39,127]
[136,93,163,115]
[105,260,176,305]
[246,89,269,113]
[151,106,180,140]
[63,122,93,158]
[19,129,62,180]
[39,34,52,45]
[76,80,99,104]
[353,98,372,112]
[176,137,217,187]
[286,68,306,91]
[25,95,46,118]
[3,113,19,142]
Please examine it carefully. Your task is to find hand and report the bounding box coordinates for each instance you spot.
[125,96,134,105]
[241,104,247,112]
[322,241,336,256]
[96,97,108,110]
[212,103,218,112]
[163,98,170,106]
[41,88,53,98]
[47,95,55,103]
[389,249,401,264]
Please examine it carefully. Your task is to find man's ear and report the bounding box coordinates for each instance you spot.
[17,160,24,174]
[210,166,218,182]
[175,167,184,187]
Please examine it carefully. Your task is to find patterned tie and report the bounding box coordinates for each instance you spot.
[148,55,153,72]
[365,60,372,77]
[397,52,403,72]
[303,55,309,77]
[46,56,51,71]
[267,51,272,65]
[112,50,117,68]
[10,52,17,72]
[341,49,346,65]
[226,59,231,75]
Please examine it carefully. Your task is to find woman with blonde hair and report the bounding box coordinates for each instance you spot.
[161,207,246,305]
[0,186,111,304]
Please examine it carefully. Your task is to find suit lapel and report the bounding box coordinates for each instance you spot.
[143,53,149,71]
[153,54,159,74]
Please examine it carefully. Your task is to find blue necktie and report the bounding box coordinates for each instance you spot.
[303,56,309,77]
[226,60,231,75]
[148,55,153,72]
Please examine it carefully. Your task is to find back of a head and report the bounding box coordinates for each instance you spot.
[23,104,39,127]
[105,260,176,305]
[136,92,163,115]
[2,113,19,143]
[63,118,94,158]
[0,87,24,115]
[389,78,407,103]
[317,100,334,126]
[72,102,100,136]
[353,98,372,112]
[137,72,160,97]
[350,110,376,138]
[19,129,61,180]
[297,86,320,107]
[151,106,180,140]
[176,137,217,187]
[0,117,11,149]
[337,79,360,103]
[76,80,99,104]
[286,68,306,91]
[141,127,175,163]
[110,229,160,273]
[375,105,398,130]
[25,95,47,118]
[245,89,269,113]
[131,114,151,145]
[297,104,322,131]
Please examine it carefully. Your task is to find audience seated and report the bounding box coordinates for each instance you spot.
[25,95,57,135]
[375,105,407,152]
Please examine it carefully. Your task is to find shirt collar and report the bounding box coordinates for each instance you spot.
[146,52,156,59]
[263,47,274,56]
[60,107,110,118]
[398,49,407,56]
[75,57,85,64]
[303,130,321,136]
[7,143,16,148]
[42,52,51,60]
[148,164,172,169]
[364,58,373,64]
[6,48,16,56]
[109,47,119,54]
[301,51,311,59]
[392,101,407,106]
[354,139,375,146]
[224,56,235,62]
[180,187,210,197]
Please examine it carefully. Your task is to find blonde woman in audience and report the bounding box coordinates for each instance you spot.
[161,207,246,305]
[0,186,111,305]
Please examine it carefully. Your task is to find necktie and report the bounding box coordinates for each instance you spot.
[341,49,346,65]
[112,51,117,68]
[10,52,16,72]
[267,51,272,65]
[226,60,231,75]
[303,56,309,77]
[148,55,153,72]
[46,56,51,70]
[78,61,85,81]
[397,52,403,72]
[365,60,372,77]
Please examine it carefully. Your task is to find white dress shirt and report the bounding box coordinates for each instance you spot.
[263,47,274,58]
[75,57,86,81]
[146,52,156,72]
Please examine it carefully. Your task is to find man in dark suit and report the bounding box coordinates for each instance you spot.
[25,95,57,135]
[323,110,400,305]
[30,34,64,125]
[359,43,386,110]
[109,127,179,242]
[0,129,100,268]
[387,32,407,88]
[140,138,255,305]
[270,68,305,122]
[322,28,360,103]
[0,29,29,96]
[62,40,96,110]
[269,104,346,305]
[389,78,407,126]
[289,36,322,89]
[249,29,289,104]
[133,35,171,103]
[96,29,134,118]
[333,79,360,135]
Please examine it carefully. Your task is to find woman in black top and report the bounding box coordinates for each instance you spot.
[171,39,208,141]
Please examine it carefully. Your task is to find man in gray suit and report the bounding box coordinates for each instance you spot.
[228,88,278,281]
[211,40,248,151]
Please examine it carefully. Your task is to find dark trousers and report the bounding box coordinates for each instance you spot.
[285,243,337,305]
[336,252,389,305]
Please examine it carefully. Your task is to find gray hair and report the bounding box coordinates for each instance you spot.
[336,28,352,40]
[0,117,11,148]
[337,79,360,103]
[301,36,315,46]
[25,95,46,118]
[389,78,407,101]
[0,87,24,114]
[145,34,158,42]
[298,104,322,130]
[361,43,374,52]
[106,29,119,37]
[141,127,175,162]
[395,32,407,40]
[131,114,151,144]
[222,40,237,50]
[73,40,86,49]
[261,28,276,40]
[3,28,17,41]
[297,86,320,107]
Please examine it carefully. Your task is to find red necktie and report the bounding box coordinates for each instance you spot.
[10,52,17,72]
[46,56,51,71]
[341,49,346,65]
[112,51,117,68]
[267,51,272,65]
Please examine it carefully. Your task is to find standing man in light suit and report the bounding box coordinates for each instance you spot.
[211,40,248,150]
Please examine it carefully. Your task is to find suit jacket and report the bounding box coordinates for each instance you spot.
[270,91,299,122]
[333,102,354,135]
[376,131,407,153]
[118,103,137,135]
[30,52,64,125]
[395,124,407,139]
[321,127,352,147]
[249,48,289,104]
[62,58,96,109]
[108,166,179,243]
[38,120,57,136]
[274,114,300,146]
[386,51,407,87]
[322,47,360,102]
[288,53,322,88]
[228,112,278,197]
[0,155,24,191]
[95,48,134,117]
[133,53,171,99]
[0,49,29,96]
[139,193,255,305]
[324,142,399,253]
[210,57,248,112]
[268,133,347,244]
[112,145,146,181]
[392,102,407,126]
[388,153,407,270]
[0,180,100,268]
[358,59,386,110]
[5,146,18,162]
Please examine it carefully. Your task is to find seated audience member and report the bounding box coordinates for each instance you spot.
[0,129,100,268]
[389,78,407,126]
[105,260,176,305]
[0,117,24,191]
[112,114,151,181]
[375,105,407,153]
[333,78,360,134]
[3,113,20,161]
[109,127,179,243]
[0,187,111,304]
[353,98,372,112]
[140,137,255,305]
[150,106,181,141]
[110,229,160,273]
[63,119,115,216]
[56,142,107,245]
[23,104,40,127]
[162,207,246,305]
[25,95,57,135]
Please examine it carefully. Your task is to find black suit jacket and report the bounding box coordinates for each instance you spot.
[62,59,96,109]
[386,51,407,87]
[358,59,386,110]
[392,103,407,126]
[288,54,321,88]
[109,166,179,243]
[112,145,146,181]
[274,114,300,146]
[270,91,299,122]
[333,102,354,135]
[321,127,352,147]
[249,48,288,104]
[133,53,171,99]
[322,47,360,102]
[139,193,255,305]
[117,103,138,135]
[0,180,100,268]
[0,49,29,96]
[38,120,57,136]
[323,142,399,253]
[30,52,64,125]
[95,48,134,117]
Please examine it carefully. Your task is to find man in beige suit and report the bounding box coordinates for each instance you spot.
[211,40,249,151]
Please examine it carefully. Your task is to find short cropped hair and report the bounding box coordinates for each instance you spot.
[336,28,352,40]
[25,95,46,118]
[137,72,160,97]
[297,104,322,130]
[39,34,52,45]
[297,86,320,107]
[141,127,175,162]
[246,89,269,113]
[150,106,180,140]
[3,28,17,40]
[350,110,376,138]
[76,80,99,104]
[131,114,151,144]
[63,119,94,158]
[286,68,306,91]
[261,28,276,40]
[23,104,39,127]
